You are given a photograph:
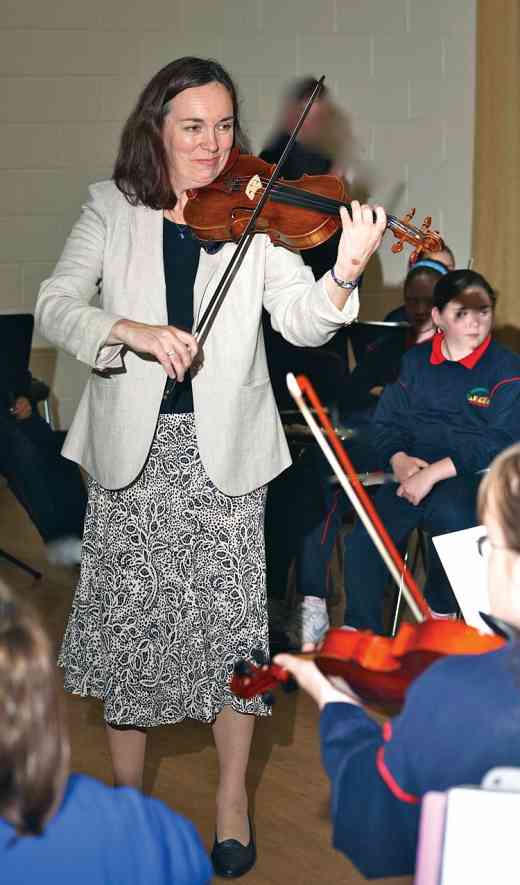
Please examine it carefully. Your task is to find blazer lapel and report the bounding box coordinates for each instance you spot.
[193,244,236,330]
[132,205,168,325]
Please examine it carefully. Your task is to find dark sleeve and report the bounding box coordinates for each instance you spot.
[369,356,415,465]
[441,378,520,474]
[338,335,404,414]
[320,704,420,879]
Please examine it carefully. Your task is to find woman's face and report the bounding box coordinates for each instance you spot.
[162,81,235,194]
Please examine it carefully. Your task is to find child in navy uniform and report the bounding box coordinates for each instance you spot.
[276,440,520,878]
[344,269,520,632]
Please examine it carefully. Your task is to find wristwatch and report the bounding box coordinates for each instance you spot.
[330,266,359,290]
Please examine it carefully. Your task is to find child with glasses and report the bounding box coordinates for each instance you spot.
[275,441,520,878]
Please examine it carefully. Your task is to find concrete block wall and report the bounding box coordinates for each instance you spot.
[0,0,475,427]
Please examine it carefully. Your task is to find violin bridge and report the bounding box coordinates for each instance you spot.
[245,174,263,201]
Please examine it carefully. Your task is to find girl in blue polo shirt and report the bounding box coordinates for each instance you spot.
[276,440,520,878]
[345,269,520,632]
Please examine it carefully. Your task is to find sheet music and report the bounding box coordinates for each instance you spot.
[441,787,520,884]
[432,525,490,633]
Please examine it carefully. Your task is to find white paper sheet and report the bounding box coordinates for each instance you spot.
[432,525,491,633]
[441,787,520,884]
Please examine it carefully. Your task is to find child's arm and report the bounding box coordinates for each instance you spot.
[274,652,423,878]
[370,359,415,465]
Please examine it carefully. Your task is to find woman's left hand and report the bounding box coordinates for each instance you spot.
[335,201,387,283]
[273,652,361,711]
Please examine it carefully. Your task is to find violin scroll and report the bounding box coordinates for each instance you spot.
[389,207,443,263]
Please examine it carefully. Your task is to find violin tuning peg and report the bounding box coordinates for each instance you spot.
[233,659,252,677]
[402,208,416,225]
[261,691,276,707]
[251,648,268,667]
[281,676,299,694]
[391,242,404,254]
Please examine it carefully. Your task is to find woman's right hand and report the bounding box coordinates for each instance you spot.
[108,319,199,381]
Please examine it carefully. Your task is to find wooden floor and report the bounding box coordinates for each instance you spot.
[0,485,411,885]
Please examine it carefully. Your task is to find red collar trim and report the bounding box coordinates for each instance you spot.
[430,332,492,369]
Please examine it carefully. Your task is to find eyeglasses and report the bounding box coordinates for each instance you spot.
[476,534,516,557]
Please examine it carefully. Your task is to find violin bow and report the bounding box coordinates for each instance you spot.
[194,77,326,345]
[286,372,431,623]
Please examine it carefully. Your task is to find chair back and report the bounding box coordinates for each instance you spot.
[0,314,34,399]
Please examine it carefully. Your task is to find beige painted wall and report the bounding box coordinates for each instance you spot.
[0,0,476,427]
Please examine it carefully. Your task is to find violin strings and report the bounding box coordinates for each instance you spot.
[231,177,344,214]
[230,177,426,240]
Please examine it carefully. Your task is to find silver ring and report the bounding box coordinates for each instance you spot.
[167,350,175,356]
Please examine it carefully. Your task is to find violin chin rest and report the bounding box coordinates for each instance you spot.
[233,658,252,677]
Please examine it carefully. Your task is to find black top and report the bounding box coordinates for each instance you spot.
[160,219,200,415]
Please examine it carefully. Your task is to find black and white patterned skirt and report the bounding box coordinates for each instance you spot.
[58,414,270,726]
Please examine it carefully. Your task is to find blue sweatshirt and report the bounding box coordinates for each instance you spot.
[0,773,212,885]
[320,641,520,879]
[372,334,520,473]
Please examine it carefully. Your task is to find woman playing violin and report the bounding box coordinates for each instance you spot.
[35,56,386,878]
[276,442,520,879]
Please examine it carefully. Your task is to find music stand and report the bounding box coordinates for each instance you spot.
[348,320,409,366]
[0,313,42,580]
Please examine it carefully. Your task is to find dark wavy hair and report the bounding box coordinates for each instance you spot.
[113,57,250,210]
[0,583,69,836]
[433,269,496,312]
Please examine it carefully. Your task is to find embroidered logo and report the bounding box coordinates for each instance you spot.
[467,387,490,408]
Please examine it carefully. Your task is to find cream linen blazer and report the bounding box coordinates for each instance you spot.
[36,181,359,494]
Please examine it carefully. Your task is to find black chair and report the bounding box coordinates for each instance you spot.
[0,313,47,580]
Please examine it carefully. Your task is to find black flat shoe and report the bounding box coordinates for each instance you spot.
[211,815,256,879]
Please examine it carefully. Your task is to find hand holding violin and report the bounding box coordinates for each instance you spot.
[326,201,386,309]
[274,650,361,710]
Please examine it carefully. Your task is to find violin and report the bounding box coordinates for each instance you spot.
[231,621,504,710]
[231,374,506,710]
[184,147,443,263]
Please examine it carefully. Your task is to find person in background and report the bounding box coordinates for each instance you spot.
[262,77,352,645]
[268,259,449,648]
[344,269,520,634]
[0,375,86,566]
[0,579,212,885]
[260,76,345,282]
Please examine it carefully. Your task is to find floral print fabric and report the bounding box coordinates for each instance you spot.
[59,414,270,726]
